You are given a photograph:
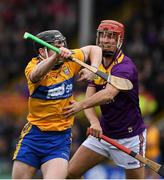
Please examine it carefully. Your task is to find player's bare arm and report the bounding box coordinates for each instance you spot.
[63,83,120,117]
[78,46,102,81]
[30,53,57,82]
[84,86,102,138]
[81,45,102,68]
[30,47,72,82]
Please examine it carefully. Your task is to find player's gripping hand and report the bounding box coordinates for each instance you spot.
[78,68,96,82]
[87,123,103,139]
[63,100,83,118]
[59,47,72,59]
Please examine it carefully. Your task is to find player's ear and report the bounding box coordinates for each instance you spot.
[38,48,45,57]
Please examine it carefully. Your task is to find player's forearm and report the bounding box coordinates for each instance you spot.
[80,88,114,110]
[30,54,57,82]
[89,46,102,68]
[84,108,100,125]
[81,45,102,68]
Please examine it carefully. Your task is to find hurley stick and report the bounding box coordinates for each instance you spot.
[23,32,133,90]
[91,133,164,177]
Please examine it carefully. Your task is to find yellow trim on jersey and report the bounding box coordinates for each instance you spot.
[13,123,32,160]
[117,52,124,63]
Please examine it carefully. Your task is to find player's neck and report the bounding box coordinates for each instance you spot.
[103,57,113,67]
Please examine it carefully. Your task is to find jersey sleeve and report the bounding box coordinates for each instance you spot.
[25,58,37,80]
[25,58,40,95]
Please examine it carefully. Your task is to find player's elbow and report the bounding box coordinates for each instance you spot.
[30,71,42,83]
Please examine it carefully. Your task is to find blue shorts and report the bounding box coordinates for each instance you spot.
[13,123,72,169]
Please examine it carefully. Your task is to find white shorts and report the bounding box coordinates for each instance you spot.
[82,130,147,169]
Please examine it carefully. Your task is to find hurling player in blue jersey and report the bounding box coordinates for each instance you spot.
[64,20,146,179]
[12,30,102,179]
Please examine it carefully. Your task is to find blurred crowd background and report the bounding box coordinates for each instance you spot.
[0,0,163,178]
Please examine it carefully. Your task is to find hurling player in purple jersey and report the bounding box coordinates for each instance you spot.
[64,20,146,179]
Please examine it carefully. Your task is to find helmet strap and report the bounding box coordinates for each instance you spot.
[117,35,122,49]
[44,47,49,58]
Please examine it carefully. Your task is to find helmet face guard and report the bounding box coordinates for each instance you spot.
[96,20,124,56]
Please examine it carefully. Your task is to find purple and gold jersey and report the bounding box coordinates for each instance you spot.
[25,49,84,131]
[90,50,146,139]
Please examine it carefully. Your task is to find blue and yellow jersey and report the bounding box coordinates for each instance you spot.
[25,49,84,131]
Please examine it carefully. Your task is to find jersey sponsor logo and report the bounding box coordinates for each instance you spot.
[47,83,65,97]
[31,78,73,100]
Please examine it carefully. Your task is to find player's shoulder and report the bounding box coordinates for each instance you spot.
[71,48,82,55]
[31,57,39,63]
[25,57,39,73]
[116,51,137,70]
[27,57,39,66]
[123,54,138,73]
[123,54,134,64]
[111,51,138,80]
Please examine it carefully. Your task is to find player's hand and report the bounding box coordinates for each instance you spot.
[59,47,72,59]
[63,100,82,118]
[78,68,96,81]
[87,123,102,139]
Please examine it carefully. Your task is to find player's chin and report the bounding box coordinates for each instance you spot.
[103,48,115,53]
[104,46,114,51]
